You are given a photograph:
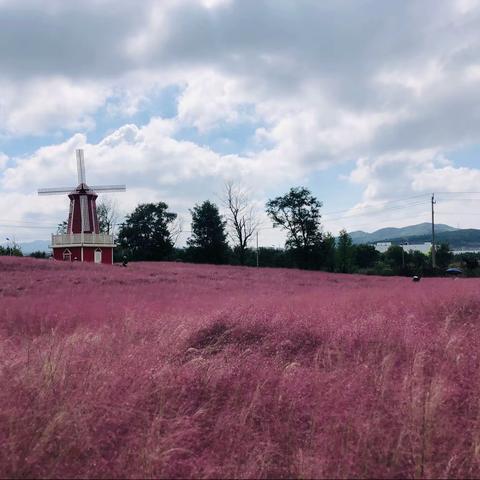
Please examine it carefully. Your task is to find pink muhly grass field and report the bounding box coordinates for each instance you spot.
[1,257,480,479]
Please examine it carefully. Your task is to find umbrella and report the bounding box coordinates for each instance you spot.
[446,267,463,275]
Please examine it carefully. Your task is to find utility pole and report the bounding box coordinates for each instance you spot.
[256,231,259,267]
[431,193,436,269]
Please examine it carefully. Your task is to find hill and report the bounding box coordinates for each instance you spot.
[348,222,480,248]
[386,228,480,249]
[349,222,457,244]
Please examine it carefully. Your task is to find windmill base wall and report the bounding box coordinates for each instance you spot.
[52,246,113,265]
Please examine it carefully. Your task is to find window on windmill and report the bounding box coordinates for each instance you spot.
[63,249,72,261]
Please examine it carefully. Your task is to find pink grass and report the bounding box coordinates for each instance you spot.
[1,257,480,478]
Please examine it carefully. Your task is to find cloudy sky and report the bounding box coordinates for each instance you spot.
[1,0,480,247]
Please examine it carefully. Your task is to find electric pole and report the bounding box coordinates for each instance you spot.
[431,193,436,269]
[256,231,259,267]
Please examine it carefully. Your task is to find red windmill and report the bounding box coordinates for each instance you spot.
[38,149,126,264]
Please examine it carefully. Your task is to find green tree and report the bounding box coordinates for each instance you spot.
[117,202,177,261]
[461,253,479,271]
[435,243,453,270]
[336,229,354,273]
[353,244,379,269]
[187,200,229,264]
[384,245,405,273]
[409,250,428,273]
[29,251,48,259]
[266,187,323,268]
[0,244,23,257]
[319,232,336,271]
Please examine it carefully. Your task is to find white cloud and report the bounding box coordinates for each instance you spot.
[177,71,253,132]
[0,119,275,241]
[0,78,109,135]
[2,0,480,238]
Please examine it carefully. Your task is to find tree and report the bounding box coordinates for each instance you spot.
[169,216,185,247]
[435,243,453,270]
[0,243,22,257]
[319,232,336,271]
[117,202,177,261]
[353,244,379,269]
[30,251,48,259]
[266,187,323,267]
[461,253,479,271]
[336,229,354,273]
[384,245,405,272]
[223,181,259,265]
[409,250,428,273]
[97,198,119,234]
[187,200,229,264]
[57,220,68,234]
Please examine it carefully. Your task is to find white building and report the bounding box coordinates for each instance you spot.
[375,242,392,253]
[374,242,432,255]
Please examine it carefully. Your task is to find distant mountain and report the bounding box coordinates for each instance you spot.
[386,229,480,250]
[19,240,50,255]
[349,223,458,244]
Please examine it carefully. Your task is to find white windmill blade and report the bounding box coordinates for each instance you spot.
[90,184,127,193]
[76,149,86,185]
[38,187,76,195]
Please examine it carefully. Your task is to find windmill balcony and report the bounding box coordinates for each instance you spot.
[51,233,115,247]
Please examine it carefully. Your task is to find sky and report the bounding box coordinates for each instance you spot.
[1,0,480,248]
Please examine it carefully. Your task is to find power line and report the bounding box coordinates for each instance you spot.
[324,211,431,231]
[436,211,480,216]
[0,223,57,229]
[436,191,480,195]
[321,193,429,216]
[324,200,427,222]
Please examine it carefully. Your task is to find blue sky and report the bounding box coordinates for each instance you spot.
[1,0,480,246]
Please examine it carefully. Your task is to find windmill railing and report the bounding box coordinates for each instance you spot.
[51,233,115,246]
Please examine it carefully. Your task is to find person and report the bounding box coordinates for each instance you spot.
[122,256,128,267]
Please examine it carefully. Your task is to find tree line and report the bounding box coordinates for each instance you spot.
[113,184,475,276]
[3,184,478,276]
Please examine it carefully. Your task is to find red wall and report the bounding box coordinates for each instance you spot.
[53,246,82,261]
[101,248,113,265]
[83,247,94,262]
[53,246,113,264]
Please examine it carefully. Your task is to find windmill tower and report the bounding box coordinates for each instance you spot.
[38,149,126,264]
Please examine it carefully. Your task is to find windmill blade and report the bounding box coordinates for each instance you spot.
[38,187,76,195]
[76,149,86,185]
[90,184,127,193]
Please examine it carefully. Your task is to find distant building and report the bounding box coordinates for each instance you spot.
[452,248,480,254]
[404,242,432,255]
[374,241,432,255]
[375,242,391,253]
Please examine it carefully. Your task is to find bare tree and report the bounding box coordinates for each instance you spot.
[97,198,119,235]
[169,216,185,247]
[223,181,260,265]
